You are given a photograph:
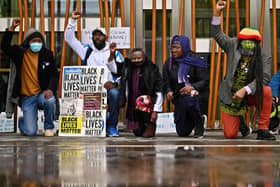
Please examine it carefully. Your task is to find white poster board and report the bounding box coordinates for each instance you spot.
[156,112,176,134]
[0,112,14,133]
[108,27,130,49]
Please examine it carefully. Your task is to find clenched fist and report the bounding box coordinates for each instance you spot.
[72,11,81,20]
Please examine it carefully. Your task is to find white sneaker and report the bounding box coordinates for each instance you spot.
[44,129,54,137]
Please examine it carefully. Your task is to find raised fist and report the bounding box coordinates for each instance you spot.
[9,19,20,31]
[72,10,81,20]
[216,1,226,16]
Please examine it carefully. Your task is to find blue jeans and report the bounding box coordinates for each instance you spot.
[19,93,56,136]
[107,88,120,129]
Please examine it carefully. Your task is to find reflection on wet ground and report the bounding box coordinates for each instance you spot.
[0,133,280,186]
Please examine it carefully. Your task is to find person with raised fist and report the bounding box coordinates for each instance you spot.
[212,0,275,140]
[65,11,123,137]
[1,19,58,136]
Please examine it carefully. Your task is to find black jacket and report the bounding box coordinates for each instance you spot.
[118,57,163,108]
[163,56,209,101]
[1,29,58,99]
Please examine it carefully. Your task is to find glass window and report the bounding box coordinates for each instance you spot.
[0,0,121,18]
[143,10,172,70]
[195,0,247,38]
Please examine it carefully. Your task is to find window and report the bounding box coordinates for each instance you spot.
[143,10,172,70]
[195,0,247,38]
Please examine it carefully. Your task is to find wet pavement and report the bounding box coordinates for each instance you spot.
[0,131,280,186]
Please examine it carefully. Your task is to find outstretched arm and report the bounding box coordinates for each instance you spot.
[211,1,234,53]
[1,19,21,62]
[64,11,87,60]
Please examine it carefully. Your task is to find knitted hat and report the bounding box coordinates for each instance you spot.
[238,27,262,41]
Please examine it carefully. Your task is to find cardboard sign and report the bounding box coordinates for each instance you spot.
[0,112,14,132]
[60,66,108,137]
[156,112,176,134]
[109,27,130,49]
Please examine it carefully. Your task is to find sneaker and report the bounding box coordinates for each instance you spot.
[108,128,119,137]
[239,116,252,137]
[193,134,204,139]
[256,130,276,141]
[44,129,54,137]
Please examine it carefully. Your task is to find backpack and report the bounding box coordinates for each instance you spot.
[82,46,93,65]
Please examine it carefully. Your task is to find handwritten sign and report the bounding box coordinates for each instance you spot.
[109,27,130,49]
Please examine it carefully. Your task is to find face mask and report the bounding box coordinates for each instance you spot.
[240,40,256,50]
[132,61,144,67]
[30,42,43,53]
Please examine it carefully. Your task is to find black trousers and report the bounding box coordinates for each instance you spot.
[174,95,204,137]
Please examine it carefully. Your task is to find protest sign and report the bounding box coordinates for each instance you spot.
[60,66,108,137]
[156,112,176,134]
[109,27,130,49]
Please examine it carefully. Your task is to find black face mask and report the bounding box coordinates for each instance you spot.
[93,40,106,50]
[131,61,144,67]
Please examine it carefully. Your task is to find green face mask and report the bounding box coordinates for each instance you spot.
[240,40,256,50]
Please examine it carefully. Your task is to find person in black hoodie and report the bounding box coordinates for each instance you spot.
[118,48,163,137]
[163,35,209,138]
[1,19,58,136]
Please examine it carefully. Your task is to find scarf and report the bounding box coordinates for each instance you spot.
[171,35,208,84]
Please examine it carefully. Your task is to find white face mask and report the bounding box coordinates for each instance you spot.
[30,42,43,53]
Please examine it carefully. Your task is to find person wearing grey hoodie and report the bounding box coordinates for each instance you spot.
[1,19,59,136]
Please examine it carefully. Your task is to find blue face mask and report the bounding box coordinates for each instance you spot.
[30,42,42,53]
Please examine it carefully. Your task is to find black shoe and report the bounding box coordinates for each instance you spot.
[239,116,252,137]
[256,130,276,141]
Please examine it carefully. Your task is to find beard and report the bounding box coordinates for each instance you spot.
[93,39,106,50]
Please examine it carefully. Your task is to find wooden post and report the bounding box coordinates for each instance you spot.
[178,0,184,35]
[23,0,29,36]
[272,0,277,73]
[40,0,45,36]
[245,0,250,26]
[221,0,230,127]
[18,0,23,44]
[120,0,127,57]
[207,0,216,128]
[31,0,36,28]
[130,0,135,48]
[191,0,196,51]
[59,0,70,97]
[104,0,110,39]
[235,0,240,33]
[152,0,156,63]
[162,0,167,112]
[51,0,55,54]
[212,12,223,127]
[111,0,117,27]
[222,0,230,78]
[99,0,104,27]
[259,0,265,47]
